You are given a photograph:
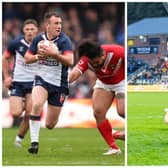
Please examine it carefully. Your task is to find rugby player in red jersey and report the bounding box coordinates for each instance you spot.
[69,40,125,155]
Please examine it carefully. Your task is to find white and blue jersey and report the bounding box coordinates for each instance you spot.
[6,35,37,82]
[28,32,73,89]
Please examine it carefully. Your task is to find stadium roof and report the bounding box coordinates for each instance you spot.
[128,17,168,37]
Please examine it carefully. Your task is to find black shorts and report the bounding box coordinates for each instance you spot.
[10,81,33,97]
[34,76,69,107]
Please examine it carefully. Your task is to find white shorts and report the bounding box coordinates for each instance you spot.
[93,79,125,95]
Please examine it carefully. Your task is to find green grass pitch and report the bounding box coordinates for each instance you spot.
[3,128,125,166]
[128,92,168,165]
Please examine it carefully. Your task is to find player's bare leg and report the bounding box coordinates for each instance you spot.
[45,105,62,129]
[10,96,25,147]
[116,92,125,118]
[112,130,125,140]
[28,86,48,154]
[15,94,32,147]
[113,92,125,140]
[10,96,23,118]
[92,88,121,155]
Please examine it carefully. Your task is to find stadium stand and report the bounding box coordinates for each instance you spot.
[128,2,168,85]
[128,2,168,25]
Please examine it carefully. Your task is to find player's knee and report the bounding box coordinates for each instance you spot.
[94,109,105,120]
[32,103,42,115]
[12,111,21,118]
[118,110,125,118]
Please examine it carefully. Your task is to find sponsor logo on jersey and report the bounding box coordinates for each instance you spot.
[19,46,24,52]
[79,60,84,65]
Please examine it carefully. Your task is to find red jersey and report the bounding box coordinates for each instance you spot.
[76,44,125,84]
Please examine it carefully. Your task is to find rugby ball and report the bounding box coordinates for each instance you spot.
[37,40,58,52]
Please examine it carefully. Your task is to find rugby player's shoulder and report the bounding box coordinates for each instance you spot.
[60,32,71,41]
[13,35,24,43]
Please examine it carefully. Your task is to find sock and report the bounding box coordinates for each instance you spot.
[18,134,24,139]
[29,115,41,143]
[15,135,23,142]
[97,119,119,149]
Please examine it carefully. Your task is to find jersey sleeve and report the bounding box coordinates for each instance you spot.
[61,36,73,55]
[76,56,89,74]
[6,39,18,55]
[28,36,40,54]
[116,45,124,59]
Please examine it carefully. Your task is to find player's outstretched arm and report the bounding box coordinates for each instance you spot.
[2,51,13,88]
[69,67,82,83]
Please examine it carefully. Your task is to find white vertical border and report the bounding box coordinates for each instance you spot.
[125,1,128,166]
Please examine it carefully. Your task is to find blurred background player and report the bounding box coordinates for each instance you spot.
[25,11,73,154]
[69,40,125,155]
[2,19,39,147]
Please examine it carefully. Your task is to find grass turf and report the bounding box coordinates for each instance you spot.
[3,128,124,166]
[128,92,168,165]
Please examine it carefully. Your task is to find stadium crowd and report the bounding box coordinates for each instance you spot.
[128,56,168,85]
[2,2,124,98]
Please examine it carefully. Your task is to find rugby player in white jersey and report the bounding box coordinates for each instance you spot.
[2,19,39,147]
[25,12,74,154]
